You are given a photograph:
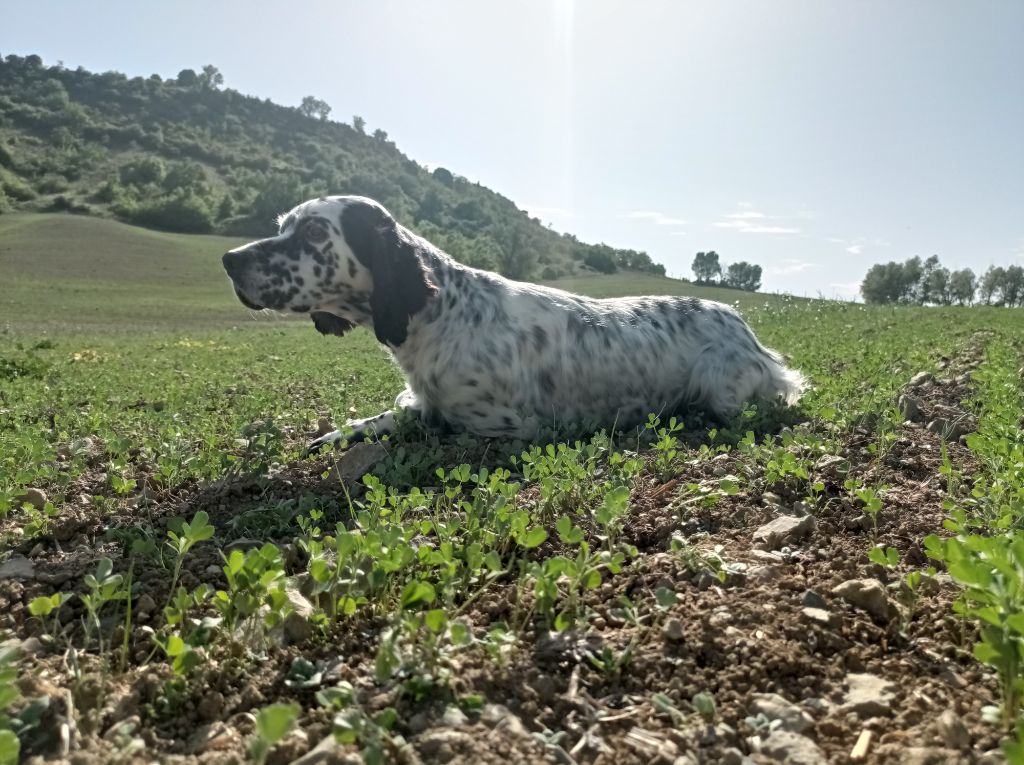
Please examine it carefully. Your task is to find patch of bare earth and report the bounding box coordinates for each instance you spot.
[2,346,1005,764]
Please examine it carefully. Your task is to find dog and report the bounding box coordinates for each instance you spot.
[222,195,803,451]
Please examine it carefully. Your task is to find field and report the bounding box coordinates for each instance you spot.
[2,214,1024,764]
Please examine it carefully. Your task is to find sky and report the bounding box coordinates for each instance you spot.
[4,1,1023,299]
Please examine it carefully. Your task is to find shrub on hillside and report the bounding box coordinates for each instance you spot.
[118,192,214,233]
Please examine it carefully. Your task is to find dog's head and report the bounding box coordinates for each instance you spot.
[222,196,437,346]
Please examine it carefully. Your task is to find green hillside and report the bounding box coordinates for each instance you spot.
[0,213,778,331]
[0,53,666,282]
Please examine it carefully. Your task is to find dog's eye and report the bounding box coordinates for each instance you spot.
[305,222,328,244]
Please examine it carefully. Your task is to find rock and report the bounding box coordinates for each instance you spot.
[662,618,685,642]
[801,607,840,628]
[0,556,35,581]
[418,729,475,759]
[839,673,896,718]
[926,418,969,442]
[752,515,816,550]
[187,722,240,754]
[750,693,814,733]
[441,704,468,726]
[760,729,828,764]
[936,709,970,749]
[721,748,757,765]
[287,734,352,765]
[134,593,157,616]
[325,442,388,485]
[481,704,529,737]
[814,455,849,474]
[831,579,896,622]
[801,590,827,609]
[898,394,923,422]
[268,728,309,765]
[909,371,933,388]
[197,691,225,722]
[280,585,316,645]
[748,565,784,584]
[16,488,47,510]
[762,492,784,508]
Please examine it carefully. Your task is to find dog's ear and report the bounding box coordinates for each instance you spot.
[342,202,437,347]
[310,311,355,337]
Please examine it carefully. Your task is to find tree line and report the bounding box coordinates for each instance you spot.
[691,251,762,291]
[860,255,1023,306]
[0,54,667,282]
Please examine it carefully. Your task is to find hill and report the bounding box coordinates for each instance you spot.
[0,53,666,283]
[0,213,787,332]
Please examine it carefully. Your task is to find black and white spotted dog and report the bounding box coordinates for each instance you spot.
[222,196,804,452]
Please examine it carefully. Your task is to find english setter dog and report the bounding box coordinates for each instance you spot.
[222,196,803,452]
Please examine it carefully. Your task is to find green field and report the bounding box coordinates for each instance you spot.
[2,214,1024,763]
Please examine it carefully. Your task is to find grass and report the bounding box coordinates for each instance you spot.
[4,212,1024,762]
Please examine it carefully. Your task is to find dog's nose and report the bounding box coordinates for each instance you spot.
[222,250,246,273]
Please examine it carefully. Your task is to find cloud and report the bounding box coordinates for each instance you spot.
[846,244,864,255]
[737,201,754,208]
[769,259,816,276]
[744,225,800,234]
[715,219,800,234]
[625,210,688,226]
[725,211,767,220]
[668,231,688,236]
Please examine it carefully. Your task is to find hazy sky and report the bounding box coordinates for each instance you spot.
[5,1,1023,298]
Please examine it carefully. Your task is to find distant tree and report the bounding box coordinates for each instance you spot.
[1004,265,1024,307]
[415,189,444,223]
[924,264,951,305]
[583,249,618,274]
[692,251,722,283]
[949,269,976,305]
[432,167,454,187]
[352,115,366,133]
[299,96,331,121]
[918,254,941,304]
[119,157,165,187]
[980,266,1006,305]
[176,68,198,87]
[373,128,389,141]
[723,261,762,291]
[217,193,234,220]
[198,64,224,90]
[861,261,916,304]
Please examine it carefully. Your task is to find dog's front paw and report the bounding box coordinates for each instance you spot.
[304,429,349,456]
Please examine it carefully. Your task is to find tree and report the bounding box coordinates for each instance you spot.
[861,261,917,304]
[432,167,454,187]
[176,68,198,87]
[918,254,941,304]
[692,251,722,283]
[723,261,762,291]
[373,128,389,141]
[949,269,976,305]
[980,266,1007,305]
[198,64,223,90]
[924,265,951,305]
[583,250,618,274]
[1004,265,1024,307]
[352,115,366,134]
[299,96,331,121]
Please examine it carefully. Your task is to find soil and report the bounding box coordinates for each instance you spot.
[2,345,1007,764]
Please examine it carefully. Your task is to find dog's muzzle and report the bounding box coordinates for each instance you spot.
[222,250,265,310]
